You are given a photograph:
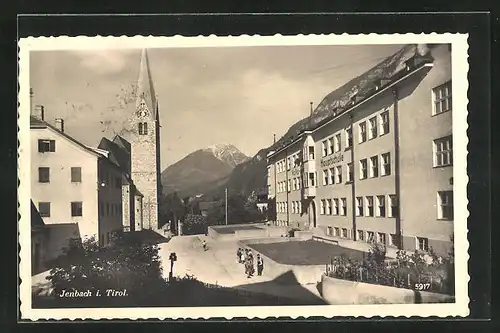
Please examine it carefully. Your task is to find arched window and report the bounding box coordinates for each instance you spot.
[138,122,148,135]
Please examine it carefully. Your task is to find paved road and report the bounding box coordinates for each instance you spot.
[157,235,324,303]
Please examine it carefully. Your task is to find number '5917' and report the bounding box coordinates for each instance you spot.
[414,283,431,290]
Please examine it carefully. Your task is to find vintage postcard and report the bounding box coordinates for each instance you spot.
[18,33,469,320]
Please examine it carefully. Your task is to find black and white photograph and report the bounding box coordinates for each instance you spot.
[18,34,469,319]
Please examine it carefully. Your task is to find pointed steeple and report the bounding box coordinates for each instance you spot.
[136,49,158,119]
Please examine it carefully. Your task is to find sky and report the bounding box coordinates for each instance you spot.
[30,44,404,170]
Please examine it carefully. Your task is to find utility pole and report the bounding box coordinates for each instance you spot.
[225,188,228,225]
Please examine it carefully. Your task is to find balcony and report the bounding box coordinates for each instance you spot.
[302,186,316,199]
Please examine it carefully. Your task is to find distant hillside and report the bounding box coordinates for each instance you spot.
[161,144,249,197]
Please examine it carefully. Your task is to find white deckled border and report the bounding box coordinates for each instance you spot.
[18,33,470,320]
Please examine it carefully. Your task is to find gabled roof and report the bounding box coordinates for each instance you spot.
[136,49,158,120]
[30,116,102,158]
[98,137,131,175]
[31,200,45,228]
[112,135,131,154]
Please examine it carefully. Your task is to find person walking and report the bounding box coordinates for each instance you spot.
[248,252,255,277]
[236,248,242,263]
[202,239,207,251]
[257,254,264,276]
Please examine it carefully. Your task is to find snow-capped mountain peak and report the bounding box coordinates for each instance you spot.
[203,143,249,168]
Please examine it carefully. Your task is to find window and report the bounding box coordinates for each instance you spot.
[376,195,386,217]
[334,133,341,152]
[138,122,148,135]
[335,166,342,183]
[417,237,429,251]
[438,191,454,220]
[381,153,391,176]
[367,231,375,243]
[334,227,340,237]
[365,196,374,217]
[380,110,390,135]
[329,168,335,184]
[320,200,325,215]
[327,199,332,215]
[378,233,387,245]
[434,136,453,167]
[347,163,353,182]
[389,234,398,247]
[287,157,291,170]
[341,228,348,238]
[358,122,367,143]
[309,172,316,187]
[71,201,83,217]
[287,179,291,192]
[323,170,329,186]
[297,177,301,190]
[308,146,315,160]
[356,197,364,216]
[370,156,379,178]
[322,141,328,157]
[328,138,334,155]
[285,202,288,213]
[38,139,56,153]
[292,202,296,214]
[293,178,297,190]
[433,81,452,115]
[38,202,50,217]
[360,159,368,179]
[388,195,399,218]
[333,198,339,215]
[38,167,50,183]
[368,117,378,139]
[346,127,353,147]
[357,230,364,241]
[298,201,302,214]
[340,198,347,216]
[70,167,82,183]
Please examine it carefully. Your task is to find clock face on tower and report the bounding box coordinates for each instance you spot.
[136,101,149,118]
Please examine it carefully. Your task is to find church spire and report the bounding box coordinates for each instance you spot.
[136,49,157,119]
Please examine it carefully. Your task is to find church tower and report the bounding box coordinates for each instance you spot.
[129,49,162,230]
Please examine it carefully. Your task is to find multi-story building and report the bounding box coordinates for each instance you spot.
[30,110,129,251]
[267,44,453,255]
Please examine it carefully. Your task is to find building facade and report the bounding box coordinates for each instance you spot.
[267,44,453,255]
[30,114,126,249]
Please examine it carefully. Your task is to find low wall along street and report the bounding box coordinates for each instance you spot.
[320,274,455,305]
[208,224,289,241]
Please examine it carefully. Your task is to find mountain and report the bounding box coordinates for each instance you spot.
[161,144,249,197]
[210,44,433,199]
[202,143,250,167]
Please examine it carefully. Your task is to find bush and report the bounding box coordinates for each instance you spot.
[326,243,455,295]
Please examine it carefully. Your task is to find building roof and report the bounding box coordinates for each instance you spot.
[98,137,131,175]
[112,135,131,154]
[30,116,103,158]
[136,49,158,120]
[31,200,45,228]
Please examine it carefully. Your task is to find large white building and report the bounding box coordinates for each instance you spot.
[267,44,453,256]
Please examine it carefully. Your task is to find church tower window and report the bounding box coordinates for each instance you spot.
[138,122,148,135]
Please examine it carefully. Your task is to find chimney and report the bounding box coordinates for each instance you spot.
[33,104,45,121]
[55,118,64,133]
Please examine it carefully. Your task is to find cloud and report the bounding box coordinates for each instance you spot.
[74,50,135,75]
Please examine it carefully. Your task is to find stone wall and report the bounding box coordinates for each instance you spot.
[320,274,454,304]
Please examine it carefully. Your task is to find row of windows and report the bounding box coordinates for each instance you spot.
[320,198,348,216]
[325,227,429,251]
[276,153,301,173]
[38,201,83,217]
[272,80,452,174]
[355,195,398,218]
[277,177,303,193]
[37,167,122,188]
[359,152,391,180]
[138,122,149,135]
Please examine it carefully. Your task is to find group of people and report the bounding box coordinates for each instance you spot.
[237,248,264,278]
